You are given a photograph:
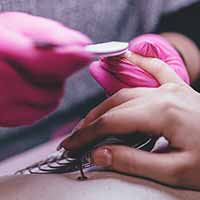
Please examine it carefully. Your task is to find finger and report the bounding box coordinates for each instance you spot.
[92,145,191,186]
[61,105,164,150]
[83,87,155,127]
[124,52,185,85]
[108,96,147,113]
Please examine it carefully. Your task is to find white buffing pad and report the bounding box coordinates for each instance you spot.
[85,41,129,57]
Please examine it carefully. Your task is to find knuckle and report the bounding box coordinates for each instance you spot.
[160,83,186,93]
[157,94,179,124]
[112,149,139,174]
[159,95,177,113]
[166,155,196,186]
[149,58,165,73]
[149,58,161,65]
[95,114,110,129]
[158,84,187,120]
[167,163,191,185]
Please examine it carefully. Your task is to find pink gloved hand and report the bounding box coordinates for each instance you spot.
[0,12,92,126]
[89,34,190,95]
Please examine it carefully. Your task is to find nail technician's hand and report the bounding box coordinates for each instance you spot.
[89,34,189,95]
[61,53,200,190]
[0,12,92,126]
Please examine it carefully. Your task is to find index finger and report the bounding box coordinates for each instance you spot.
[60,103,166,151]
[124,52,185,85]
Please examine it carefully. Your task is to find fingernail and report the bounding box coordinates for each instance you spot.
[56,120,85,151]
[56,139,71,151]
[92,148,112,167]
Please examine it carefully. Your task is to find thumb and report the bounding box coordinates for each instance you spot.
[92,145,190,186]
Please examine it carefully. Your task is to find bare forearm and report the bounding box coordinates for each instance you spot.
[161,32,200,83]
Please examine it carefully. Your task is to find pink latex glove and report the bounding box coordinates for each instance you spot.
[90,34,190,95]
[0,12,92,126]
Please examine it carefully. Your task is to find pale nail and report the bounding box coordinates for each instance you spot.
[93,148,112,167]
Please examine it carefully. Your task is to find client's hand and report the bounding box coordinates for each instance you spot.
[0,12,92,126]
[61,53,200,190]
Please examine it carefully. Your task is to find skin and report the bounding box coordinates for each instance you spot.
[1,172,200,200]
[1,138,200,200]
[60,51,200,190]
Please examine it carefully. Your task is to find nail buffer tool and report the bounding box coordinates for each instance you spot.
[84,41,129,57]
[34,41,129,57]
